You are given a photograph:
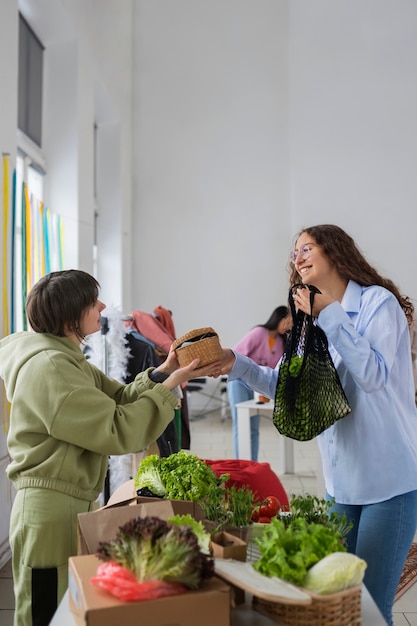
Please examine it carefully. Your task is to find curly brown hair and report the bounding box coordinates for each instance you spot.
[288,224,414,324]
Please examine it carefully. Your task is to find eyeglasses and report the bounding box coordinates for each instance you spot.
[290,244,315,263]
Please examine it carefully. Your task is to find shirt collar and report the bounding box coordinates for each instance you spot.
[341,280,362,314]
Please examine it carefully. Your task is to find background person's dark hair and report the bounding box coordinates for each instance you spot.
[259,306,289,333]
[26,270,100,341]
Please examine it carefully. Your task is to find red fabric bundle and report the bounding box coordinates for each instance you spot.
[204,459,289,507]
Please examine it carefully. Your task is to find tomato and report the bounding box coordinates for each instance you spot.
[258,516,272,524]
[251,508,260,522]
[258,495,280,518]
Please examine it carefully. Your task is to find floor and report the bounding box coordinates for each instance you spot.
[0,402,416,625]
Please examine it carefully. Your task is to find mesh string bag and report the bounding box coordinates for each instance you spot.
[273,285,351,441]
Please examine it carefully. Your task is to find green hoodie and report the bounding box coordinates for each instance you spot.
[0,331,178,501]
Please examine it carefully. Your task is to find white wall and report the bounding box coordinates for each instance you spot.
[10,0,416,346]
[132,0,292,345]
[131,0,417,347]
[289,0,417,300]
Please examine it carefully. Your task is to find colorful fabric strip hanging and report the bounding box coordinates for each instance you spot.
[2,154,11,433]
[10,169,16,333]
[21,182,27,330]
[58,214,64,269]
[2,154,9,337]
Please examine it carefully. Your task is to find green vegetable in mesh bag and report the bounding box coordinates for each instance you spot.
[288,354,303,376]
[273,284,351,441]
[303,552,367,595]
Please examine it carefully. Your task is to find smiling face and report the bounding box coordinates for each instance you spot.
[293,232,340,292]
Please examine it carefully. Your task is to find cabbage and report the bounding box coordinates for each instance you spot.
[303,552,367,595]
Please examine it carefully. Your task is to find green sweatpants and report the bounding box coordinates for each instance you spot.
[10,488,96,626]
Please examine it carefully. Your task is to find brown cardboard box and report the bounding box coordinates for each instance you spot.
[203,519,251,543]
[106,479,204,518]
[78,479,204,555]
[105,478,138,505]
[210,532,247,562]
[68,554,231,626]
[210,532,247,606]
[78,499,198,555]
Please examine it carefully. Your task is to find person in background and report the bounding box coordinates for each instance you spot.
[216,224,417,626]
[227,305,291,461]
[0,269,220,626]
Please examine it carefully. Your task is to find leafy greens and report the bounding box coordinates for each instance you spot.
[134,451,227,502]
[253,516,346,586]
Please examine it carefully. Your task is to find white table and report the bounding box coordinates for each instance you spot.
[235,400,294,474]
[51,585,387,626]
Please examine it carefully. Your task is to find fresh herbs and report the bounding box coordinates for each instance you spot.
[284,493,353,539]
[200,483,256,529]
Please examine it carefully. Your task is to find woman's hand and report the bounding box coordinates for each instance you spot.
[157,344,236,378]
[157,343,181,375]
[218,348,236,375]
[163,358,225,390]
[153,342,229,390]
[293,287,334,317]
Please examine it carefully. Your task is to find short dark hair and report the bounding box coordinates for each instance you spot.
[26,270,100,340]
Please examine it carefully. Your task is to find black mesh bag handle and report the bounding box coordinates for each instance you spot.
[273,284,351,441]
[284,283,321,379]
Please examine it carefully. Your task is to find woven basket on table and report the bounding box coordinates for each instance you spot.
[252,584,362,626]
[172,327,223,367]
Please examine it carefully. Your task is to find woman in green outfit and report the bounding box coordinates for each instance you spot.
[0,269,218,626]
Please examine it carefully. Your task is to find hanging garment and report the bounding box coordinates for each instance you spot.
[127,310,175,356]
[127,308,191,449]
[123,330,179,456]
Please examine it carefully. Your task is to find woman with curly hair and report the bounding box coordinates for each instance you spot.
[218,224,417,626]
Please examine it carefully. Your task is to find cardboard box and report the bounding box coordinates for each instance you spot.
[210,532,247,562]
[107,479,204,519]
[78,499,198,555]
[203,519,251,543]
[68,554,231,626]
[210,532,247,606]
[78,479,204,555]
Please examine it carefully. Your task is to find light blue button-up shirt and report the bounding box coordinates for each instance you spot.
[229,280,417,504]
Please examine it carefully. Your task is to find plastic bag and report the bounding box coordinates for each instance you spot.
[90,561,187,602]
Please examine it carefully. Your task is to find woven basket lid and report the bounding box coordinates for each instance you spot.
[173,327,218,350]
[173,327,223,366]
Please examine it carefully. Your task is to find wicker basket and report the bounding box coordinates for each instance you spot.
[252,584,362,626]
[173,327,223,367]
